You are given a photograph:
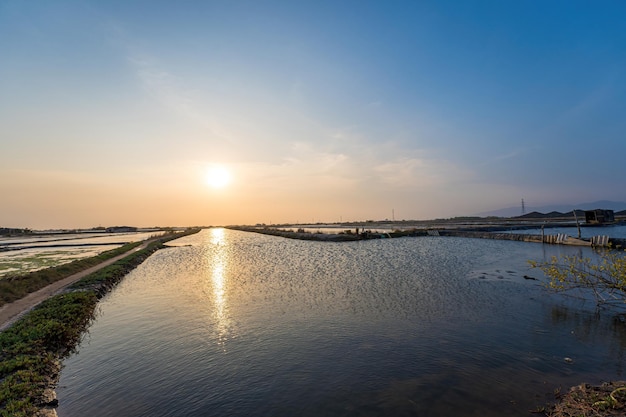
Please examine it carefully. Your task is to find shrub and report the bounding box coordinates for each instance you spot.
[530,248,626,308]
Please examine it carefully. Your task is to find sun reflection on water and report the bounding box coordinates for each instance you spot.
[210,227,226,246]
[212,261,226,313]
[206,228,232,349]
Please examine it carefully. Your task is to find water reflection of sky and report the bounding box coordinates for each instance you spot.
[0,231,162,277]
[0,231,161,247]
[57,229,626,417]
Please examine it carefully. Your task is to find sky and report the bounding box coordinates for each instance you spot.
[1,1,625,229]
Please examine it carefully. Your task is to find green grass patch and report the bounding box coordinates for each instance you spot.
[0,291,98,416]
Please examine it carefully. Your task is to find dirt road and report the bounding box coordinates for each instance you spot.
[0,240,152,332]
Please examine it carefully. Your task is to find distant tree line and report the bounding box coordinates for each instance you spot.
[0,228,32,236]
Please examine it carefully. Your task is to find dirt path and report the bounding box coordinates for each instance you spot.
[0,240,152,332]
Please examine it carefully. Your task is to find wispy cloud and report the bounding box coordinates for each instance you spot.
[539,73,624,140]
[479,146,541,167]
[567,74,622,118]
[129,56,200,119]
[105,21,230,140]
[373,154,472,188]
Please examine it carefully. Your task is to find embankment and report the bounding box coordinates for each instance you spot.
[439,230,545,243]
[227,225,428,241]
[439,230,626,249]
[227,226,362,241]
[229,225,626,249]
[0,228,200,417]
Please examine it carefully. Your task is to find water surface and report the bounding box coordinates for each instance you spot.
[57,229,626,416]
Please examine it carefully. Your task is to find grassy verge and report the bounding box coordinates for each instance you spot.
[0,292,97,416]
[0,229,200,416]
[0,241,143,307]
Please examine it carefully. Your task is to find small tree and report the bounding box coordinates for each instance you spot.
[529,249,626,308]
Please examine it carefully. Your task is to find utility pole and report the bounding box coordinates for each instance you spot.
[392,208,395,222]
[521,199,526,216]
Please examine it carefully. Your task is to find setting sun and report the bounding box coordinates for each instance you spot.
[205,165,232,189]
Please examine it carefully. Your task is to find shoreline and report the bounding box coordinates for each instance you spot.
[227,222,626,249]
[0,229,201,416]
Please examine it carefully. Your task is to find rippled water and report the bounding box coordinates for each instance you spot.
[56,229,626,416]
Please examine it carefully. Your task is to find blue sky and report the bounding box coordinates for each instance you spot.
[1,1,625,228]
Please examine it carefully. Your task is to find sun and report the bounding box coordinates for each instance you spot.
[205,165,232,189]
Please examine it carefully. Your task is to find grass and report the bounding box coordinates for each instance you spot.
[0,291,98,416]
[0,229,200,416]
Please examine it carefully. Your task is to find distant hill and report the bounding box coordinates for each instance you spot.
[516,209,585,219]
[478,200,626,218]
[516,211,544,219]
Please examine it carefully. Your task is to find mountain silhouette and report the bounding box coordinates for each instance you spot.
[478,200,626,218]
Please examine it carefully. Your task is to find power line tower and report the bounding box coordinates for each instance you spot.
[521,198,526,216]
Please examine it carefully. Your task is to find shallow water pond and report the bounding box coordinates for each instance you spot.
[56,229,626,416]
[0,232,162,277]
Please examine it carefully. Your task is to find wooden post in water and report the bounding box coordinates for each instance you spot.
[573,210,581,239]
